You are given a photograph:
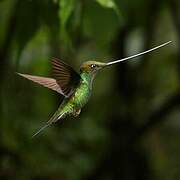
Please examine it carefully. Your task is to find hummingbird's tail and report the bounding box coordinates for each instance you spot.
[32,112,65,138]
[32,123,51,138]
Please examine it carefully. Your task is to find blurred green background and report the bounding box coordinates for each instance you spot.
[0,0,180,179]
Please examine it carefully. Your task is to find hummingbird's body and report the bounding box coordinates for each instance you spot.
[17,41,171,137]
[51,72,92,122]
[46,61,106,124]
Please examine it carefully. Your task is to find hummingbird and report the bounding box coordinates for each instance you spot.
[17,41,171,137]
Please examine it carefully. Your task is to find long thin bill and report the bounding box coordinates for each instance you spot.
[106,41,171,66]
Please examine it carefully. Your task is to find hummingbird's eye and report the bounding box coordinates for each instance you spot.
[91,64,96,69]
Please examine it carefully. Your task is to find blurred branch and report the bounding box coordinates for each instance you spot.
[133,0,180,141]
[0,0,20,150]
[168,0,180,80]
[134,92,180,141]
[140,0,161,68]
[168,0,180,41]
[0,0,19,83]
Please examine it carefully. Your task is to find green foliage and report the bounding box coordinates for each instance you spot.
[96,0,121,18]
[59,0,76,46]
[96,0,115,8]
[82,1,120,48]
[59,0,75,29]
[0,0,180,180]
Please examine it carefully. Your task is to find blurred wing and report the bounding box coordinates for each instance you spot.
[17,73,64,95]
[52,58,81,97]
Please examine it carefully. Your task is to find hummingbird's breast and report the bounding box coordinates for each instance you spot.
[60,72,93,116]
[56,81,90,119]
[71,80,91,109]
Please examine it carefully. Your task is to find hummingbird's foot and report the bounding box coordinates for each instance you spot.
[73,109,81,117]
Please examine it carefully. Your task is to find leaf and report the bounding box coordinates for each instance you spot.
[83,1,121,48]
[96,0,115,8]
[96,0,121,19]
[59,0,76,47]
[59,0,75,28]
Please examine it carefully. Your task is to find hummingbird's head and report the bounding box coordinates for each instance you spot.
[80,61,107,74]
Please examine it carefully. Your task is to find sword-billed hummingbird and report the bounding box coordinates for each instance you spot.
[17,41,171,137]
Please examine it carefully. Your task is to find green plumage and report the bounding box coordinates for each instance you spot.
[51,71,93,121]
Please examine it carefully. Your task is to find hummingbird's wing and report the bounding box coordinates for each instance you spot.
[52,58,81,97]
[17,73,64,94]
